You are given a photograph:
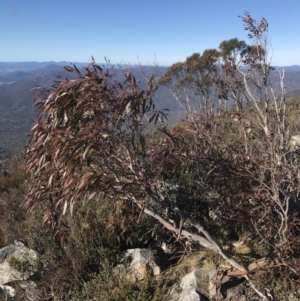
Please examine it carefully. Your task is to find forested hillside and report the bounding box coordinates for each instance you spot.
[0,63,300,160]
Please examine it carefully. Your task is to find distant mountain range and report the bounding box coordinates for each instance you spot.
[0,61,89,73]
[1,61,300,73]
[274,65,300,72]
[0,62,299,160]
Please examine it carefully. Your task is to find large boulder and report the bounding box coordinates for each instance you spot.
[0,241,38,300]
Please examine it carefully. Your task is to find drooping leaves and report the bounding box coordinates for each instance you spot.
[24,60,165,227]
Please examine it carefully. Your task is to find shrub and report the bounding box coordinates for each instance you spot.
[22,13,300,300]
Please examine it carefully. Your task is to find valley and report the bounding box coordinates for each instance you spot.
[0,62,300,160]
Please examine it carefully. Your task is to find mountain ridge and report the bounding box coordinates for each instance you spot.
[2,61,300,73]
[0,63,300,160]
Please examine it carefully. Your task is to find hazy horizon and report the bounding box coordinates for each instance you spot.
[1,61,300,69]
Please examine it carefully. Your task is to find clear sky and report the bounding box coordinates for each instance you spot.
[1,0,299,66]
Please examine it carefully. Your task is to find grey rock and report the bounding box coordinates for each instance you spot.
[0,241,38,301]
[290,135,300,147]
[0,284,15,300]
[0,281,37,301]
[113,247,168,281]
[0,241,38,285]
[0,244,16,263]
[169,269,219,301]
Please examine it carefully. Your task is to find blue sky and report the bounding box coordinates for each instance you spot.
[1,0,299,66]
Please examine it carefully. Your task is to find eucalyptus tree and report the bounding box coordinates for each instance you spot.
[217,38,249,111]
[24,13,300,301]
[159,49,221,120]
[24,57,250,273]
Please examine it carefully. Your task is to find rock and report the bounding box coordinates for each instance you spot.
[0,281,37,301]
[225,284,244,300]
[0,241,38,284]
[169,269,223,301]
[18,281,37,301]
[0,284,15,299]
[169,285,204,301]
[113,247,168,281]
[290,135,300,147]
[0,241,38,301]
[168,269,243,301]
